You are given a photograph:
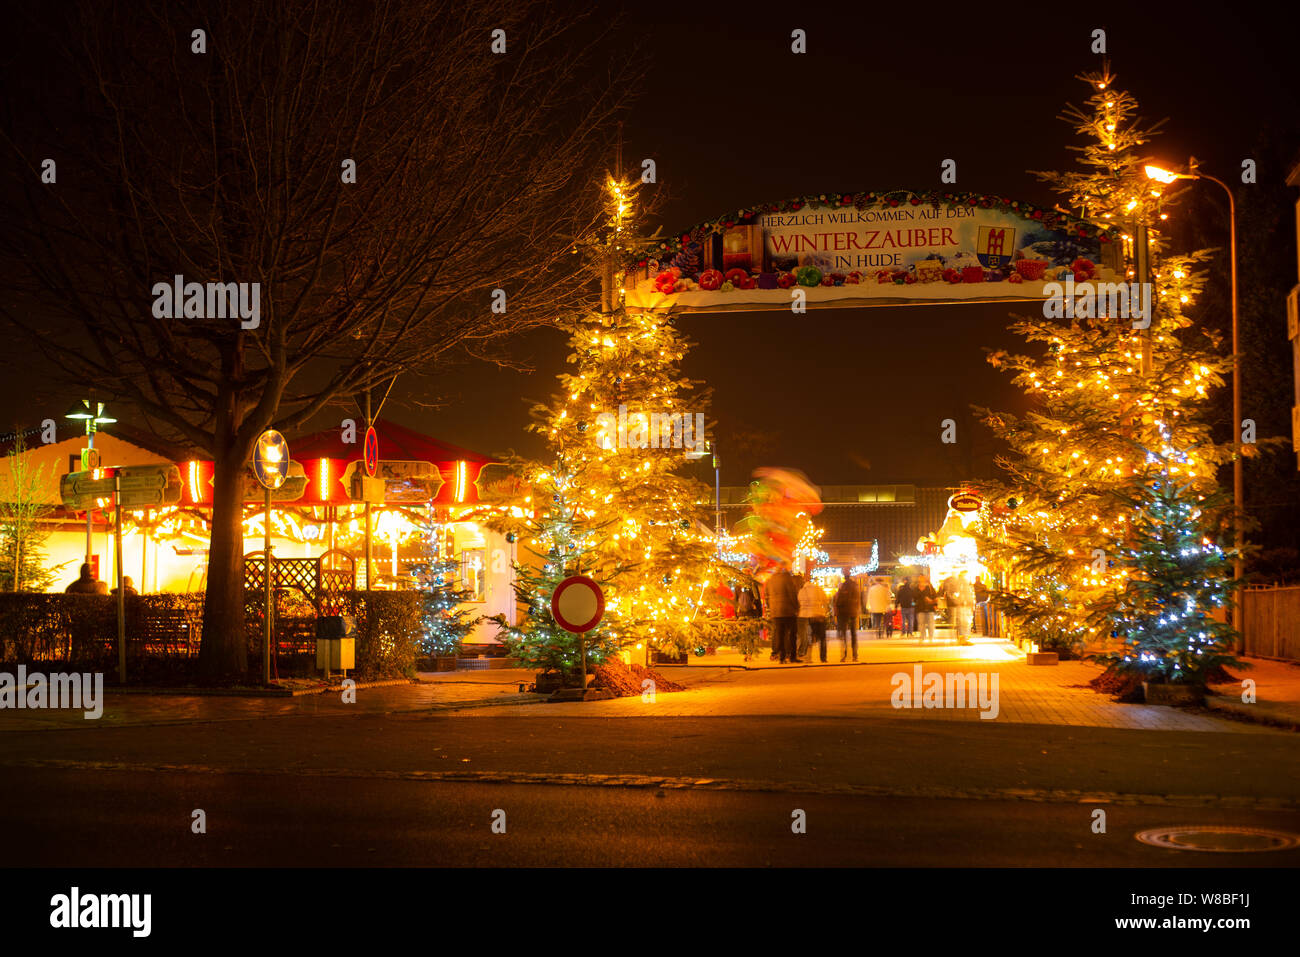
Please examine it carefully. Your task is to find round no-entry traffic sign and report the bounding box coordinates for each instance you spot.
[364,426,379,477]
[551,575,604,633]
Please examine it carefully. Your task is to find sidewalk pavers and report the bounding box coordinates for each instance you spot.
[1206,657,1300,729]
[3,641,1295,735]
[0,671,543,731]
[449,654,1282,733]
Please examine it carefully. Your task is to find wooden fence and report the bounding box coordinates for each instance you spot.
[1241,585,1300,661]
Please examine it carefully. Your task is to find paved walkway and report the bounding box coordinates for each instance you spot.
[2,634,1294,734]
[1206,656,1300,727]
[450,656,1277,732]
[669,628,1027,669]
[0,673,542,731]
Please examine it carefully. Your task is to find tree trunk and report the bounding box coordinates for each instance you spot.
[198,447,251,681]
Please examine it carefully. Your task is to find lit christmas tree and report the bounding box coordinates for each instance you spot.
[496,173,727,667]
[1104,465,1238,682]
[978,65,1242,685]
[412,516,480,657]
[495,454,619,678]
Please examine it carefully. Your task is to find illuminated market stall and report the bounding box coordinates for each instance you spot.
[896,490,989,584]
[20,419,521,646]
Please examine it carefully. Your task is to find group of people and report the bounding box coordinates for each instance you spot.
[759,563,991,663]
[760,562,842,664]
[891,572,983,643]
[64,562,137,597]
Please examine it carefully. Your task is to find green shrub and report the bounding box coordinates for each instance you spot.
[348,590,421,679]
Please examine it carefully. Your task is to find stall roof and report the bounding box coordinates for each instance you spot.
[81,418,493,466]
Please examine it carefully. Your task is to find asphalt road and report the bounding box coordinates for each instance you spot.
[5,768,1300,867]
[3,713,1297,801]
[3,709,1298,870]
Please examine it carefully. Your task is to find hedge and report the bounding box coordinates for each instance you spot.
[0,590,421,679]
[0,593,197,668]
[342,590,421,678]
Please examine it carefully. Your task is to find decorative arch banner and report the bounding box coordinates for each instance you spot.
[626,189,1122,312]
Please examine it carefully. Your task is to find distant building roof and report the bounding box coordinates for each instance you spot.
[720,484,955,564]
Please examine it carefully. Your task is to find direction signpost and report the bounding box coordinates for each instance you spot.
[253,431,289,685]
[59,464,183,511]
[550,574,605,693]
[238,469,307,503]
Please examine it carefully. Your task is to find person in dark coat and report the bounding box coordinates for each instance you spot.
[764,562,801,664]
[111,575,139,597]
[790,571,808,656]
[65,563,108,595]
[973,576,990,634]
[833,569,861,662]
[895,577,916,636]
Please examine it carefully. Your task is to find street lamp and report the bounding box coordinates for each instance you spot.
[64,398,116,566]
[686,439,722,552]
[1145,161,1242,642]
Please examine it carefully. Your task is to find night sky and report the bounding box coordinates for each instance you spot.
[4,1,1297,489]
[411,2,1299,487]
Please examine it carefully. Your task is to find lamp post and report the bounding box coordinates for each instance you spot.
[64,398,116,568]
[713,442,722,548]
[685,440,721,554]
[1145,162,1241,641]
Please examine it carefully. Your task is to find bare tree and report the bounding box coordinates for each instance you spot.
[0,0,632,679]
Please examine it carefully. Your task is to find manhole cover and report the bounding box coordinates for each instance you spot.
[1136,826,1300,853]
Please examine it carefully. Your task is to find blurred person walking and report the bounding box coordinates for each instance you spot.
[973,575,990,635]
[798,576,830,663]
[867,577,892,639]
[765,563,801,664]
[895,576,916,636]
[914,575,938,643]
[953,571,976,644]
[833,569,861,662]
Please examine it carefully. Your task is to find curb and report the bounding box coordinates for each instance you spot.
[1203,695,1300,731]
[423,694,549,712]
[105,678,415,698]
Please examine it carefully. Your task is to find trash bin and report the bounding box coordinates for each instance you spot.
[316,615,356,671]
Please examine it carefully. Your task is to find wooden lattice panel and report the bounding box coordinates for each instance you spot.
[243,552,358,654]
